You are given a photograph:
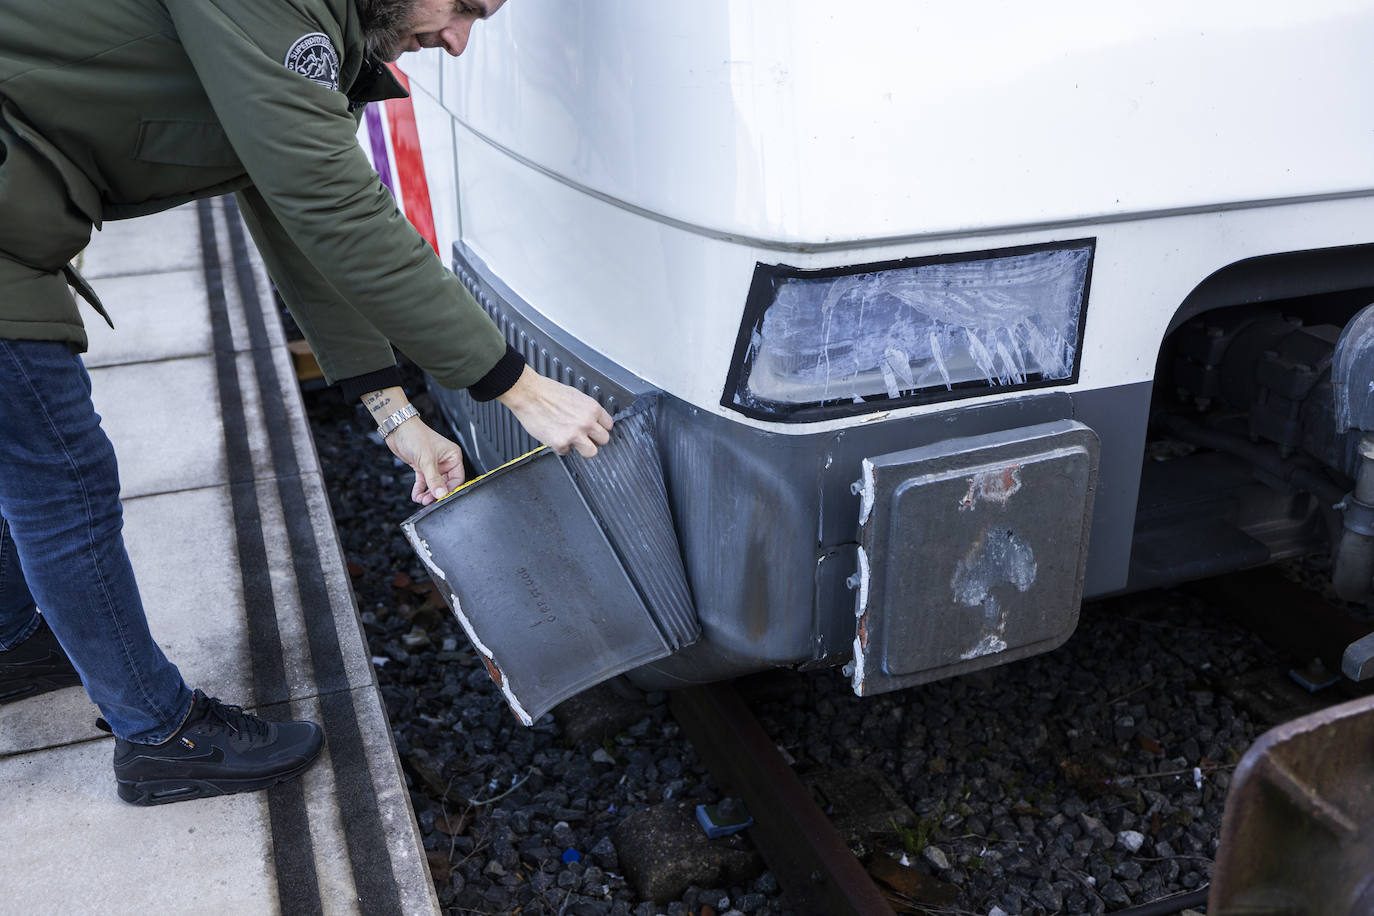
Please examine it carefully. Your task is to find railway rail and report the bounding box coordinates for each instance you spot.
[672,659,1374,916]
[671,682,897,915]
[663,566,1374,916]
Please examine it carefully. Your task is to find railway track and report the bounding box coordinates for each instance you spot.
[665,566,1374,916]
[672,678,1234,916]
[671,682,898,915]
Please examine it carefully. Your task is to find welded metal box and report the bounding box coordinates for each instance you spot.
[851,420,1099,695]
[402,404,697,724]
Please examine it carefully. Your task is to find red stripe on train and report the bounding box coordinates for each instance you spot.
[383,64,439,255]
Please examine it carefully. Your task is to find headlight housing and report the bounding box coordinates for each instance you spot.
[723,240,1095,421]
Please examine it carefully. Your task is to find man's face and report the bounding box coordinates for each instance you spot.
[388,0,505,60]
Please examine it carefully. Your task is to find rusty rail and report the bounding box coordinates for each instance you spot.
[670,683,896,916]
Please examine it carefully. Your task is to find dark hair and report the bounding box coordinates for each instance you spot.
[356,0,414,61]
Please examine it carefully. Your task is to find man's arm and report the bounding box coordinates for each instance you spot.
[361,385,465,504]
[361,376,613,505]
[235,187,398,384]
[172,0,611,491]
[243,182,612,496]
[240,181,612,492]
[169,0,505,387]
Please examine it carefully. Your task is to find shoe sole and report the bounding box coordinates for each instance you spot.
[116,752,322,806]
[0,674,83,705]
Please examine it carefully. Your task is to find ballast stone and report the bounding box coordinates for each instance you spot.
[612,802,762,903]
[1118,829,1146,853]
[923,845,951,870]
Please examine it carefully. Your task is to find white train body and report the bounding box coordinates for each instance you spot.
[364,1,1374,695]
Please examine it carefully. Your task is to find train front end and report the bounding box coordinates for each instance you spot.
[364,1,1374,699]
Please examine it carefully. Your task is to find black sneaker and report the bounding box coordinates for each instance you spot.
[103,690,324,806]
[0,615,82,704]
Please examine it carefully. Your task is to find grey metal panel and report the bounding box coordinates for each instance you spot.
[404,451,674,724]
[850,420,1100,696]
[657,401,825,665]
[807,393,1076,654]
[563,400,699,649]
[1070,381,1153,596]
[637,396,1109,687]
[403,396,699,721]
[437,243,1152,688]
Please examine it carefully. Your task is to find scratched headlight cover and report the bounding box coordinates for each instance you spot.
[725,240,1094,422]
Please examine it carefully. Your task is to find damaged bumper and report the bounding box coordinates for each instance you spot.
[402,403,698,724]
[422,245,1115,710]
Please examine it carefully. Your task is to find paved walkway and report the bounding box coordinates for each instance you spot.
[0,199,438,916]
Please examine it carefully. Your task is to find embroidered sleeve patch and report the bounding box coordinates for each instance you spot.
[284,32,340,90]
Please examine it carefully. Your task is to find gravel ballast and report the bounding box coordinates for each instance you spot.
[303,374,1320,916]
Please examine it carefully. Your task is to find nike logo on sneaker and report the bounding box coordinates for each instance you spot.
[173,745,225,764]
[126,745,227,765]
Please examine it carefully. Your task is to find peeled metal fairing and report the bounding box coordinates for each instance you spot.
[401,399,698,724]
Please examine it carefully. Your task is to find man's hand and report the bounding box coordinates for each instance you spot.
[362,386,465,504]
[385,417,466,504]
[498,365,613,457]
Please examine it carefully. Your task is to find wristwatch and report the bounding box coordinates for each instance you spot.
[377,404,419,439]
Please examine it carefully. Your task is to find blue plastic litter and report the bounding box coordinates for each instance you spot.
[561,848,581,864]
[695,802,754,839]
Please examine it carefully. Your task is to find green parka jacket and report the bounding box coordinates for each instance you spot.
[0,0,515,396]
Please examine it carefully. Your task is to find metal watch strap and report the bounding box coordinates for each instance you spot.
[377,404,419,439]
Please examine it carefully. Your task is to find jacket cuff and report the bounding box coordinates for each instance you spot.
[467,344,526,402]
[337,365,404,403]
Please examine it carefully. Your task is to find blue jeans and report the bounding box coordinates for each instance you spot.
[0,338,193,743]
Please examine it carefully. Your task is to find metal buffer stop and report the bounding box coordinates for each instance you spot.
[848,420,1099,695]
